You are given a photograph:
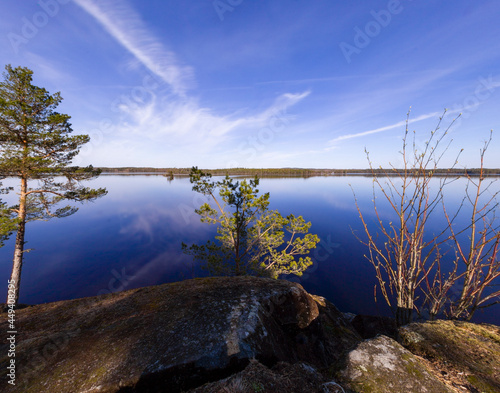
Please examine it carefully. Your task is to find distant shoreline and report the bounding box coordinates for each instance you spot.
[3,167,500,178]
[97,167,500,177]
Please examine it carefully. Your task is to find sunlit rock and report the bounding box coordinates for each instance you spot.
[0,276,359,392]
[337,335,452,393]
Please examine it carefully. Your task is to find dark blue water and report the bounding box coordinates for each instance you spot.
[1,175,498,325]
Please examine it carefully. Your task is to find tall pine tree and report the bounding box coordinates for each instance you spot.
[0,65,107,305]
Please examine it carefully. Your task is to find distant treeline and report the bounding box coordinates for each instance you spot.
[2,167,499,177]
[97,167,500,177]
[98,167,328,177]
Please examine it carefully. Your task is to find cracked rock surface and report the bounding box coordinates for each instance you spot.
[0,276,359,393]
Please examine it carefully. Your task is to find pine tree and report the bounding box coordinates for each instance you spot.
[0,65,107,305]
[0,181,16,247]
[182,167,319,277]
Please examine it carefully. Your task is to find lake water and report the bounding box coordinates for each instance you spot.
[1,175,499,325]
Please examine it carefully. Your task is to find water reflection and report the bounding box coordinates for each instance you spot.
[0,175,498,325]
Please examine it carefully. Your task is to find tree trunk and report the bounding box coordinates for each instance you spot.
[8,176,27,306]
[396,306,413,326]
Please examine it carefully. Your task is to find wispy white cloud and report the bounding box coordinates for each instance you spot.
[117,91,310,146]
[252,91,310,123]
[73,0,194,96]
[255,70,458,86]
[71,0,311,167]
[80,90,310,167]
[327,111,443,148]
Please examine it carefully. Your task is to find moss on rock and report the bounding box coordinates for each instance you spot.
[337,335,453,393]
[398,320,500,392]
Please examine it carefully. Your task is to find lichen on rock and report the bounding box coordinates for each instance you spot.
[336,335,453,393]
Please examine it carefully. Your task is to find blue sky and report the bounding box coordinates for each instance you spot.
[1,0,499,169]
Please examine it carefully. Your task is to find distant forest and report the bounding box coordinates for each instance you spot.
[97,167,500,177]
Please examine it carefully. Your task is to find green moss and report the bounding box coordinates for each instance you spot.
[323,321,358,341]
[358,379,385,393]
[400,320,500,393]
[251,381,265,392]
[403,360,424,379]
[466,375,499,393]
[87,366,108,385]
[462,323,500,345]
[352,382,375,393]
[146,301,161,311]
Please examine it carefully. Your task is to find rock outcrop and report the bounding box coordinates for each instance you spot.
[336,335,452,392]
[190,359,346,393]
[398,320,500,392]
[0,277,359,393]
[1,277,499,393]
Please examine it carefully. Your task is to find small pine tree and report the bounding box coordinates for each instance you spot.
[182,167,319,278]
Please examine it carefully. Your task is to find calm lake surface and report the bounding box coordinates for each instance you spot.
[1,175,499,325]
